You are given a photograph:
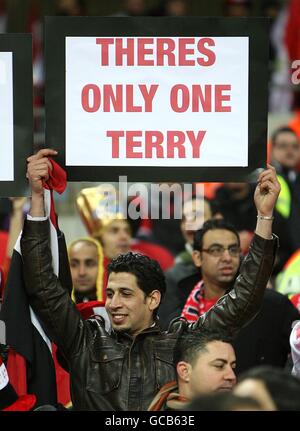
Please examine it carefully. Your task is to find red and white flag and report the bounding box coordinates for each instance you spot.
[0,159,67,407]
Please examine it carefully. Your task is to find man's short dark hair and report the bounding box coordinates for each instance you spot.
[174,329,234,367]
[238,365,300,411]
[193,219,240,252]
[108,251,166,302]
[271,126,299,147]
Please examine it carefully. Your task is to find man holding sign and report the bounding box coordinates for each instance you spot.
[21,149,279,410]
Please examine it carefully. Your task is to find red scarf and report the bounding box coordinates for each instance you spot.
[148,381,189,411]
[181,280,218,322]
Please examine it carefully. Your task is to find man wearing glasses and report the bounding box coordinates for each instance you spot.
[181,218,300,374]
[181,219,241,322]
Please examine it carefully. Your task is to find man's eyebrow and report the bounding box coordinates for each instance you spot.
[210,358,237,365]
[204,243,224,248]
[206,242,239,247]
[209,358,227,364]
[106,287,134,292]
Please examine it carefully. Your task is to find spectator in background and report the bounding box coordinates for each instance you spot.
[151,0,190,16]
[223,0,251,17]
[281,250,300,308]
[175,197,212,266]
[67,235,111,329]
[181,218,300,375]
[113,0,148,16]
[76,185,174,271]
[214,182,256,255]
[148,330,236,410]
[158,196,212,328]
[68,237,105,304]
[55,0,86,16]
[163,0,190,15]
[234,365,300,411]
[272,127,300,296]
[271,127,300,276]
[186,391,264,411]
[213,175,294,274]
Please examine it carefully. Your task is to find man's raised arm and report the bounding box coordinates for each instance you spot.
[21,149,87,359]
[192,165,280,335]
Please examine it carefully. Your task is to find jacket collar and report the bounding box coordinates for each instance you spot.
[113,321,162,342]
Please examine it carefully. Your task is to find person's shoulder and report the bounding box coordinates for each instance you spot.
[264,289,299,312]
[265,288,290,303]
[166,261,195,280]
[177,271,200,290]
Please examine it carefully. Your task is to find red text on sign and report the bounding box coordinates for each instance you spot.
[95,37,216,67]
[81,84,159,112]
[106,130,206,159]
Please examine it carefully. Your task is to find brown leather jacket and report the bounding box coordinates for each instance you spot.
[21,219,277,411]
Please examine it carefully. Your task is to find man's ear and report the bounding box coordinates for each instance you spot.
[148,290,161,311]
[176,361,191,383]
[192,250,202,268]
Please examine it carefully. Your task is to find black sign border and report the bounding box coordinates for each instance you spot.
[0,34,32,196]
[45,16,269,182]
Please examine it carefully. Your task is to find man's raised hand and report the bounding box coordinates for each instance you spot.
[254,164,281,217]
[27,149,57,195]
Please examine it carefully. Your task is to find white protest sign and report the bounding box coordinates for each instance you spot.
[65,36,248,168]
[0,52,14,181]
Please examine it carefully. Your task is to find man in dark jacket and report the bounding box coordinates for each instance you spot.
[22,149,279,410]
[180,219,300,375]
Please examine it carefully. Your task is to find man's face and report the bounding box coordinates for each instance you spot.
[100,220,131,259]
[187,341,237,397]
[225,183,250,200]
[272,131,300,169]
[181,199,212,244]
[69,241,98,293]
[193,229,240,287]
[105,272,159,336]
[123,0,146,15]
[165,0,188,16]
